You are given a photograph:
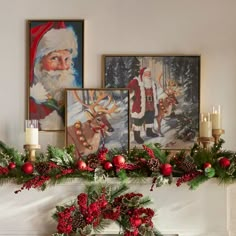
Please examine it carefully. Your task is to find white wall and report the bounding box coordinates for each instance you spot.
[0,0,236,151]
[0,0,236,235]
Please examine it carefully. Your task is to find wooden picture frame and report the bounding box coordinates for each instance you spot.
[27,19,84,131]
[65,88,129,158]
[102,55,200,150]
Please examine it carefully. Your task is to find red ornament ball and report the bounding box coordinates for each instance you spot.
[203,162,212,169]
[133,218,142,227]
[100,200,108,208]
[160,163,172,176]
[219,157,231,168]
[112,155,126,167]
[8,162,16,170]
[21,162,34,174]
[76,160,87,170]
[103,161,113,170]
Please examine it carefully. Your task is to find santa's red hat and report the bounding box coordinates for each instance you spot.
[139,67,151,80]
[30,21,78,85]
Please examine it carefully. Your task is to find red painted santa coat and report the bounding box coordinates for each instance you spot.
[127,76,158,119]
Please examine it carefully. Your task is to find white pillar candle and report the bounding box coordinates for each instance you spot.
[200,113,212,137]
[25,120,38,145]
[211,105,222,129]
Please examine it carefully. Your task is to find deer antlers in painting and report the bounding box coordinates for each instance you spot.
[67,90,119,158]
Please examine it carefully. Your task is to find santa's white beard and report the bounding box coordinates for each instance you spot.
[34,62,76,102]
[143,76,152,89]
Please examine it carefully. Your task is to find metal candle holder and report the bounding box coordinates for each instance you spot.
[23,144,41,162]
[212,129,225,144]
[197,137,214,149]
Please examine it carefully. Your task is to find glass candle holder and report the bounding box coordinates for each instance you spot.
[25,120,38,145]
[199,113,212,137]
[211,105,222,129]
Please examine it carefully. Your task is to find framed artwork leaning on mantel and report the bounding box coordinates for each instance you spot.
[102,55,200,150]
[65,88,130,158]
[27,19,84,131]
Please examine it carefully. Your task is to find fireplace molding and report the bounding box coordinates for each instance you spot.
[0,179,233,236]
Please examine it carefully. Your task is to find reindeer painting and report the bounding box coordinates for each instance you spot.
[156,77,181,137]
[103,55,200,150]
[66,89,129,158]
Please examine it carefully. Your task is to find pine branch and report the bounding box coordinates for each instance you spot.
[188,174,209,190]
[192,148,215,168]
[0,140,25,165]
[145,143,168,163]
[153,228,164,236]
[93,219,113,233]
[138,196,152,206]
[110,184,129,201]
[117,169,127,181]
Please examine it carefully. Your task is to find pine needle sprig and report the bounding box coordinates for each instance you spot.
[0,140,25,165]
[138,196,152,206]
[192,148,215,168]
[144,143,169,163]
[211,139,225,153]
[188,174,209,190]
[110,184,129,201]
[93,218,113,234]
[153,228,164,236]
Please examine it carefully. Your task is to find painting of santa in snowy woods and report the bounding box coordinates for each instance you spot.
[103,55,200,150]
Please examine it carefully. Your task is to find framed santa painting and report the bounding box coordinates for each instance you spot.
[27,20,84,131]
[102,55,200,150]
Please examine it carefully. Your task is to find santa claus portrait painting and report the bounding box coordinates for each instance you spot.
[28,20,84,131]
[103,55,200,150]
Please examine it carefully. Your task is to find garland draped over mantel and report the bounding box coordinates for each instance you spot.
[0,139,235,192]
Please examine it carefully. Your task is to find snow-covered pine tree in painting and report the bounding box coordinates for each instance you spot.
[103,56,200,150]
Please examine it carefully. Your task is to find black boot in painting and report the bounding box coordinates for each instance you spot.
[134,131,144,144]
[146,128,158,137]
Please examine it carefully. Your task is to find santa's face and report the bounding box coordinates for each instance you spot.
[33,55,76,103]
[143,71,152,88]
[41,49,73,71]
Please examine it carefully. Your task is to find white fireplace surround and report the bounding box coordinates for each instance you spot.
[0,178,235,236]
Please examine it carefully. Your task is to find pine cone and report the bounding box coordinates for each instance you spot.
[35,162,50,175]
[147,158,160,171]
[87,154,100,169]
[72,212,86,231]
[177,156,196,173]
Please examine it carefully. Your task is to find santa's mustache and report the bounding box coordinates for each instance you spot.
[33,61,76,102]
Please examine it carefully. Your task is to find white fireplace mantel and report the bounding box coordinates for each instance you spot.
[0,178,234,236]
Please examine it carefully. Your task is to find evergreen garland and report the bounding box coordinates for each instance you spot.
[0,139,236,192]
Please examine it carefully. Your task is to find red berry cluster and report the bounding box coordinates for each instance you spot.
[56,168,74,179]
[57,206,75,234]
[142,145,156,159]
[176,171,202,187]
[15,175,50,193]
[76,192,117,229]
[97,147,108,163]
[0,166,9,175]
